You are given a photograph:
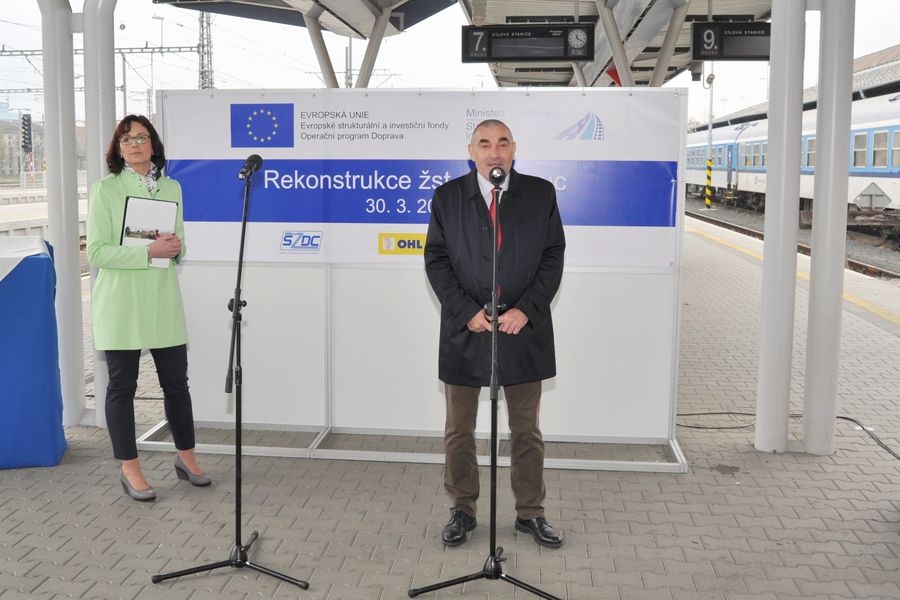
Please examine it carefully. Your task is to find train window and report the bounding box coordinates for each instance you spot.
[873,130,888,168]
[893,132,900,167]
[853,132,867,168]
[761,143,767,167]
[752,144,761,167]
[806,138,816,167]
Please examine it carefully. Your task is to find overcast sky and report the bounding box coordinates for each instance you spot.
[1,1,899,123]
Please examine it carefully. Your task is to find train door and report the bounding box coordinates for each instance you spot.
[726,145,735,190]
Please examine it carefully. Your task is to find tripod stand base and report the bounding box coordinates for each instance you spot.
[407,546,561,599]
[151,530,309,589]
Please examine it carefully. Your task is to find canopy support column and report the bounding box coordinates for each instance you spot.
[38,0,85,426]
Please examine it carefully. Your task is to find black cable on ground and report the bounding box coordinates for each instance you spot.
[676,410,900,460]
[836,414,900,460]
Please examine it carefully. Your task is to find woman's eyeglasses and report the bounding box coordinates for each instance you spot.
[119,134,150,146]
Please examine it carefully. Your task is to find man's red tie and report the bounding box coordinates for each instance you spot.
[490,187,502,301]
[490,188,502,250]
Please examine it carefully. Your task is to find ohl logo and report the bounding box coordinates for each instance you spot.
[378,233,426,255]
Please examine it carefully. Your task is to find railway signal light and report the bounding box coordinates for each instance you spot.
[21,113,33,154]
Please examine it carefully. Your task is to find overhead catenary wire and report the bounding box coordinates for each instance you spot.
[1,11,316,110]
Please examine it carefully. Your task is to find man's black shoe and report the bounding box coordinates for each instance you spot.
[442,510,477,546]
[515,516,563,548]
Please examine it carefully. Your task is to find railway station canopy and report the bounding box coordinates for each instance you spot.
[154,0,774,88]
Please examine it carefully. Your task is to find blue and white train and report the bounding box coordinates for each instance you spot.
[686,93,900,212]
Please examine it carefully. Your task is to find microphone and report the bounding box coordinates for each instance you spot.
[488,166,505,187]
[238,154,263,179]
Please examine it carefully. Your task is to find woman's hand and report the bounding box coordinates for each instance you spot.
[148,234,181,259]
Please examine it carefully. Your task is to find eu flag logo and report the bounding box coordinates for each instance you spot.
[230,103,294,148]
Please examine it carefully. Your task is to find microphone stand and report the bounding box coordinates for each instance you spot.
[152,166,309,590]
[409,178,560,600]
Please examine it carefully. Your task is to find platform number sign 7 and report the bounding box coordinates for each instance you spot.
[464,28,489,60]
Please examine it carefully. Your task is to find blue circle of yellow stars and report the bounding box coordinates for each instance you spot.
[245,108,280,143]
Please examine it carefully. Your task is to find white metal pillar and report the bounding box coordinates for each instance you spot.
[803,0,855,455]
[755,0,806,453]
[704,0,714,200]
[355,6,392,88]
[572,63,587,87]
[83,0,117,428]
[38,0,85,427]
[304,5,339,88]
[596,0,635,86]
[649,0,688,88]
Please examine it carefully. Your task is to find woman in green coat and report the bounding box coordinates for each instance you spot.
[87,115,209,501]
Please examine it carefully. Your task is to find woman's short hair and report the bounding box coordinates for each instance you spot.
[105,114,166,174]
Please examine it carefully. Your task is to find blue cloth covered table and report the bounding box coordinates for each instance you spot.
[0,236,67,468]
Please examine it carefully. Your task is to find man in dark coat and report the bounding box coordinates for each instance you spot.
[424,119,566,548]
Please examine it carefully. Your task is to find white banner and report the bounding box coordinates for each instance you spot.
[159,89,687,463]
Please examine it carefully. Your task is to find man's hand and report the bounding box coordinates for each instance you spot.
[469,307,528,334]
[466,309,493,333]
[497,307,528,335]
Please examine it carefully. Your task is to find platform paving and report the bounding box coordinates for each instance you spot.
[2,216,900,599]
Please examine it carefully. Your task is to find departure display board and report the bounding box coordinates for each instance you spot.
[462,24,594,63]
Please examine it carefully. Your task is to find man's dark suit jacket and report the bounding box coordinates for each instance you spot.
[424,168,566,387]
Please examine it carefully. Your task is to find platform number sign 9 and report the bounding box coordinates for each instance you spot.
[692,23,721,60]
[702,27,719,54]
[691,22,770,61]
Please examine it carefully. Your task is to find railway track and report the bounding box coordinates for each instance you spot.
[686,208,900,279]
